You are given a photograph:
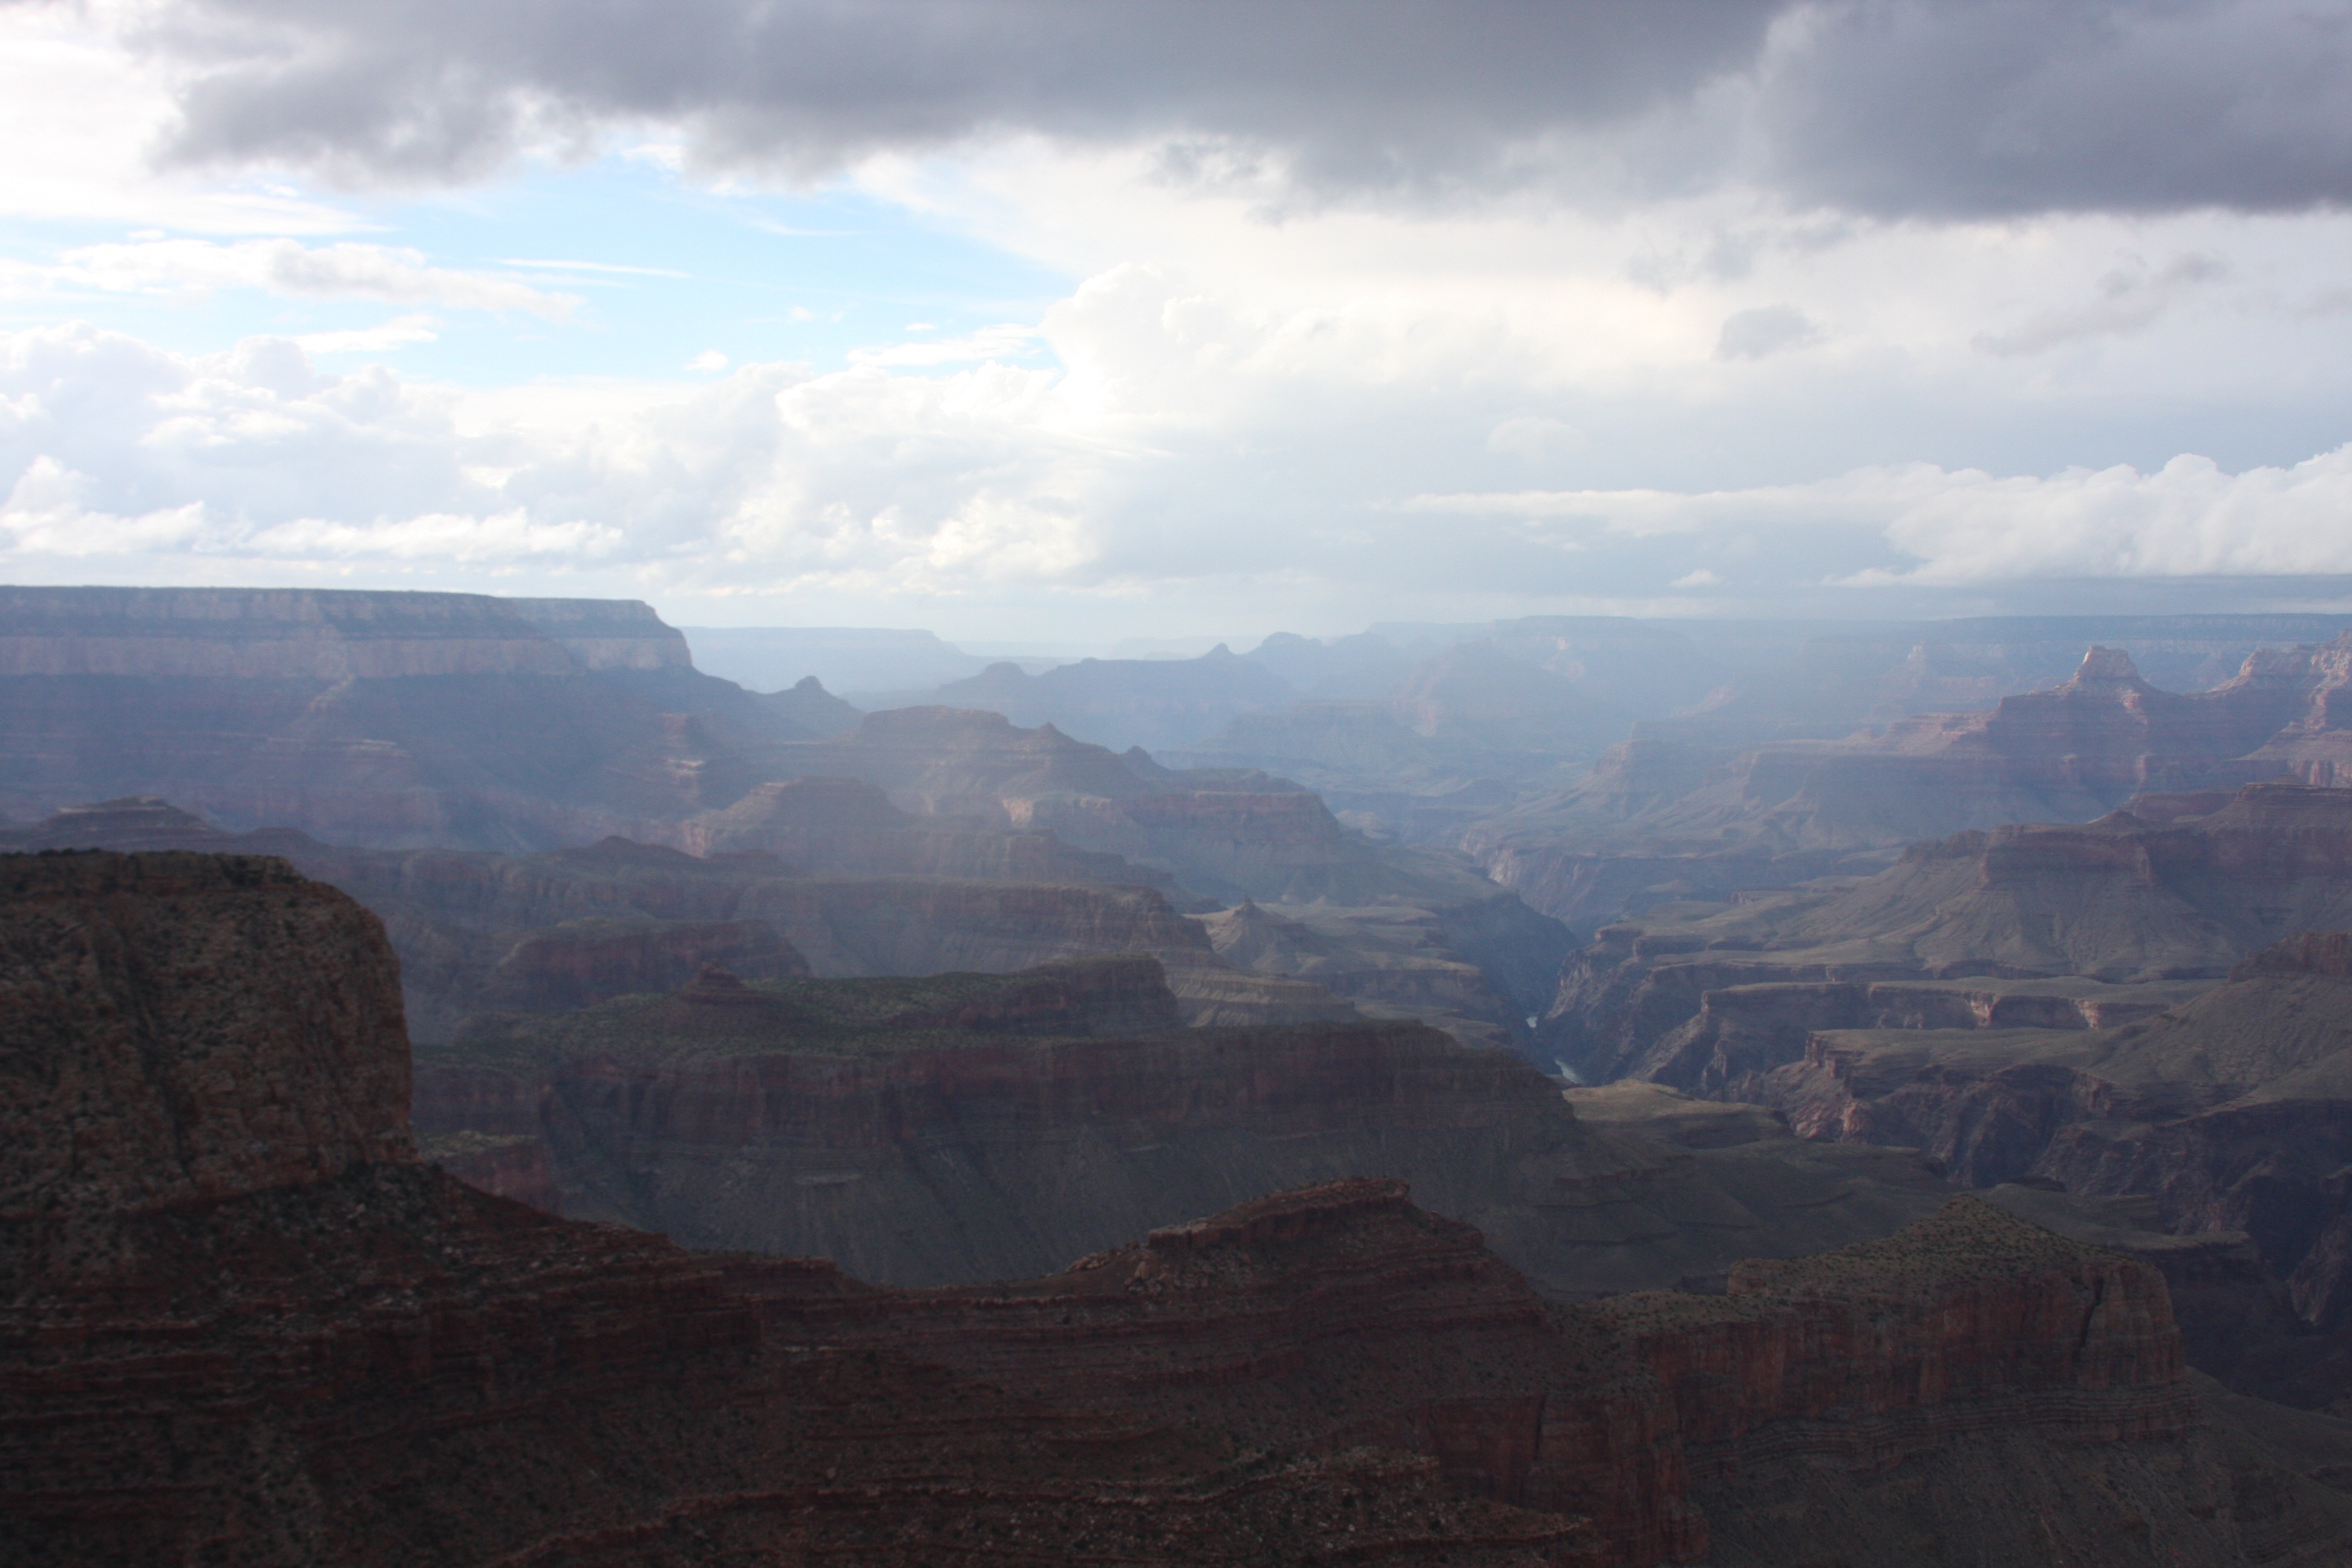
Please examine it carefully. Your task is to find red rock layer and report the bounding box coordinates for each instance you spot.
[1467,638,2352,932]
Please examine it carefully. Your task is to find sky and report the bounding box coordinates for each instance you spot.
[5,0,2352,645]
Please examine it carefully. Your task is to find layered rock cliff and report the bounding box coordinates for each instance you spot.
[420,972,1598,1284]
[0,584,693,678]
[769,704,1491,904]
[675,772,1189,892]
[759,704,1586,1031]
[1538,780,2352,1086]
[5,849,2344,1567]
[0,585,1572,1051]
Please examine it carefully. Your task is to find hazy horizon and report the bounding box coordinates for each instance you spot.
[8,1,2352,642]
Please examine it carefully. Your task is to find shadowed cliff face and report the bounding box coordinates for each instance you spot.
[4,793,1588,1057]
[4,849,2348,1567]
[411,952,2111,1312]
[423,973,1607,1285]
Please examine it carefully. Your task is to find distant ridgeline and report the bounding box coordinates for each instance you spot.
[0,584,691,677]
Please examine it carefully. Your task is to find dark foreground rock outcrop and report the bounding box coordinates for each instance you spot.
[7,850,2352,1565]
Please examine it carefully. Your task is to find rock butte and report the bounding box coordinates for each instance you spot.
[6,850,2352,1566]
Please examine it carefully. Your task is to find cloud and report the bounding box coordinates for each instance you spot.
[35,239,577,315]
[293,314,440,353]
[111,0,2352,221]
[0,5,355,233]
[1753,0,2352,218]
[1,456,208,557]
[1714,304,1820,359]
[1409,446,2352,585]
[139,1,1781,191]
[0,319,1108,594]
[1486,416,1587,459]
[1971,252,2228,357]
[10,235,2352,632]
[848,323,1044,367]
[687,348,730,371]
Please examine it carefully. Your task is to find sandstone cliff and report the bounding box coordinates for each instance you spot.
[0,586,1572,1049]
[767,704,1556,915]
[675,772,1188,892]
[877,641,1300,751]
[420,974,1602,1284]
[0,584,692,678]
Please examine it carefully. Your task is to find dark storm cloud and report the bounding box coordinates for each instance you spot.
[136,0,2352,217]
[1757,0,2352,216]
[144,0,1786,188]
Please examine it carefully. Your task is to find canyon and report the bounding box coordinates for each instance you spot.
[8,848,2351,1566]
[25,589,2352,1561]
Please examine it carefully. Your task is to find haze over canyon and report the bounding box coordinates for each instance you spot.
[7,584,2352,1564]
